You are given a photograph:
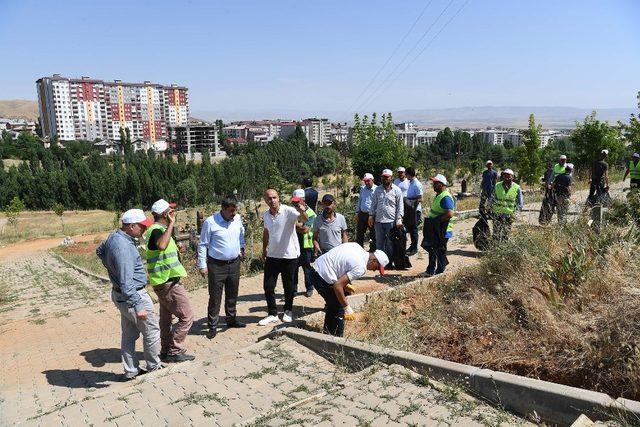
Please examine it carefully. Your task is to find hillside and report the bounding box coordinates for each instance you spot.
[0,100,39,121]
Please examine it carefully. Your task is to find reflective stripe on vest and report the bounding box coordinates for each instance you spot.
[554,163,566,175]
[493,182,520,215]
[145,223,187,286]
[630,160,640,179]
[428,190,455,233]
[302,208,316,249]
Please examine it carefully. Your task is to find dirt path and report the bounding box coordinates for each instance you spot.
[0,232,109,261]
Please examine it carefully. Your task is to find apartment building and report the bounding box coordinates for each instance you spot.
[36,74,189,149]
[168,124,222,156]
[416,130,438,145]
[476,129,507,145]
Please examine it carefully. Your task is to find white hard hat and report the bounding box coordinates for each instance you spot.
[122,209,152,227]
[430,174,449,186]
[559,155,567,160]
[565,163,574,170]
[486,160,493,165]
[633,153,639,158]
[151,199,176,215]
[502,169,515,176]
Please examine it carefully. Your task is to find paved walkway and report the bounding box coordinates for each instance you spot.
[0,184,622,425]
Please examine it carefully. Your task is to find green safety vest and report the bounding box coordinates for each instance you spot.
[630,160,640,180]
[145,223,187,286]
[493,182,521,215]
[302,208,316,249]
[554,163,566,175]
[428,190,455,234]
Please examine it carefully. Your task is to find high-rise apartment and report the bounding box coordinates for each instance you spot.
[36,74,189,149]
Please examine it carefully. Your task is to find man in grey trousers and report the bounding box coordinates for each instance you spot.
[97,208,162,380]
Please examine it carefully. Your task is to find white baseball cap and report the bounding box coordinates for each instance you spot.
[633,153,639,158]
[502,168,515,176]
[430,174,448,186]
[601,149,609,155]
[397,167,406,172]
[151,199,176,215]
[381,169,393,177]
[565,163,574,170]
[121,209,153,227]
[559,154,567,160]
[486,160,493,165]
[363,173,374,181]
[291,188,305,202]
[373,250,389,274]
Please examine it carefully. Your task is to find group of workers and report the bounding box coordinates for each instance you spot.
[96,150,640,380]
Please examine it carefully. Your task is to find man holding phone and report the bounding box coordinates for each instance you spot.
[146,199,195,363]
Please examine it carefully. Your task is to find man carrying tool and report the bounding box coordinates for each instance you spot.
[146,199,195,362]
[309,242,388,337]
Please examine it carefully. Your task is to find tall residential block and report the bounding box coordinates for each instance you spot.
[36,74,189,149]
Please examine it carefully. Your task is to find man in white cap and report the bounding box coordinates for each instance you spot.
[490,169,523,242]
[368,169,404,267]
[292,189,317,297]
[393,166,410,197]
[309,242,388,337]
[355,173,377,251]
[623,153,640,190]
[479,160,498,216]
[146,199,195,362]
[588,149,609,204]
[549,155,568,189]
[96,209,162,380]
[422,174,455,276]
[552,163,574,223]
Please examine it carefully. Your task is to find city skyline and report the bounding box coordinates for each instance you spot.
[1,0,639,113]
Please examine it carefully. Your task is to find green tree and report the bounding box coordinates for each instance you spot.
[571,112,624,170]
[5,196,25,233]
[52,202,65,233]
[519,114,543,186]
[621,91,640,154]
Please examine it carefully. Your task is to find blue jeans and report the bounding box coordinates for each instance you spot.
[426,239,449,275]
[374,222,394,264]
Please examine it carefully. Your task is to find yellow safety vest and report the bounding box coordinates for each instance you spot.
[145,223,187,286]
[493,182,520,215]
[553,163,566,175]
[428,190,455,234]
[302,208,316,249]
[630,160,640,180]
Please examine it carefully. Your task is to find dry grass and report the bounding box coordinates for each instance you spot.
[348,211,640,400]
[0,210,115,245]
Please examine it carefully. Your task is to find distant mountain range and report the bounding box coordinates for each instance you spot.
[193,106,637,128]
[0,100,39,121]
[1,99,635,129]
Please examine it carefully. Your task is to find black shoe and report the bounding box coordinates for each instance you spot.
[305,289,313,298]
[206,329,217,339]
[122,368,148,382]
[226,319,246,328]
[406,247,418,256]
[164,353,196,363]
[159,352,167,361]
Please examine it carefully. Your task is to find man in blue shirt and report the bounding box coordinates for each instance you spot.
[198,198,246,339]
[479,160,498,216]
[405,167,424,255]
[355,173,377,251]
[96,208,162,380]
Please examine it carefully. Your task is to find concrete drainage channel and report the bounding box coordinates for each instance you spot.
[266,326,640,426]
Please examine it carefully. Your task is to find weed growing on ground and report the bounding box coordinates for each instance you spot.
[171,392,228,407]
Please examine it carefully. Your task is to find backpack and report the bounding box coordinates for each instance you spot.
[389,226,412,269]
[472,217,492,251]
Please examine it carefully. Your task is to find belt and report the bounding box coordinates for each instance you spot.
[208,256,239,265]
[112,285,145,293]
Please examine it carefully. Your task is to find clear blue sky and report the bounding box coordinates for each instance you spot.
[1,0,638,113]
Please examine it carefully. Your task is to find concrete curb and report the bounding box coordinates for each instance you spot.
[51,251,111,284]
[279,328,640,426]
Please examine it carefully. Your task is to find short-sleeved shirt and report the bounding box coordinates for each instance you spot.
[314,212,347,252]
[438,195,455,239]
[263,205,300,259]
[592,160,608,184]
[304,187,319,213]
[553,173,573,197]
[314,242,369,284]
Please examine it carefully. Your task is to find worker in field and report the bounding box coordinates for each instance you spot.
[421,174,454,276]
[588,149,610,205]
[479,160,498,217]
[355,173,377,251]
[491,169,523,242]
[405,167,424,255]
[623,153,640,191]
[96,209,162,380]
[146,199,195,362]
[548,155,568,189]
[309,242,388,337]
[552,163,574,223]
[292,189,316,297]
[368,169,404,267]
[313,194,348,255]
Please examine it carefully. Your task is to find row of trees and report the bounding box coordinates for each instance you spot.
[0,125,338,210]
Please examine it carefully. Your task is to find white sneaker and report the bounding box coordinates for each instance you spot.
[282,310,293,323]
[258,315,280,326]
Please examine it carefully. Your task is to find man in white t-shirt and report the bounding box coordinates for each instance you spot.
[310,242,388,336]
[393,166,410,197]
[259,188,308,326]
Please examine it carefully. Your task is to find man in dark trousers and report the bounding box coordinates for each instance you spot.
[198,198,246,339]
[355,173,377,251]
[422,174,455,276]
[309,242,388,336]
[623,152,640,190]
[588,149,609,205]
[479,160,498,217]
[553,163,573,223]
